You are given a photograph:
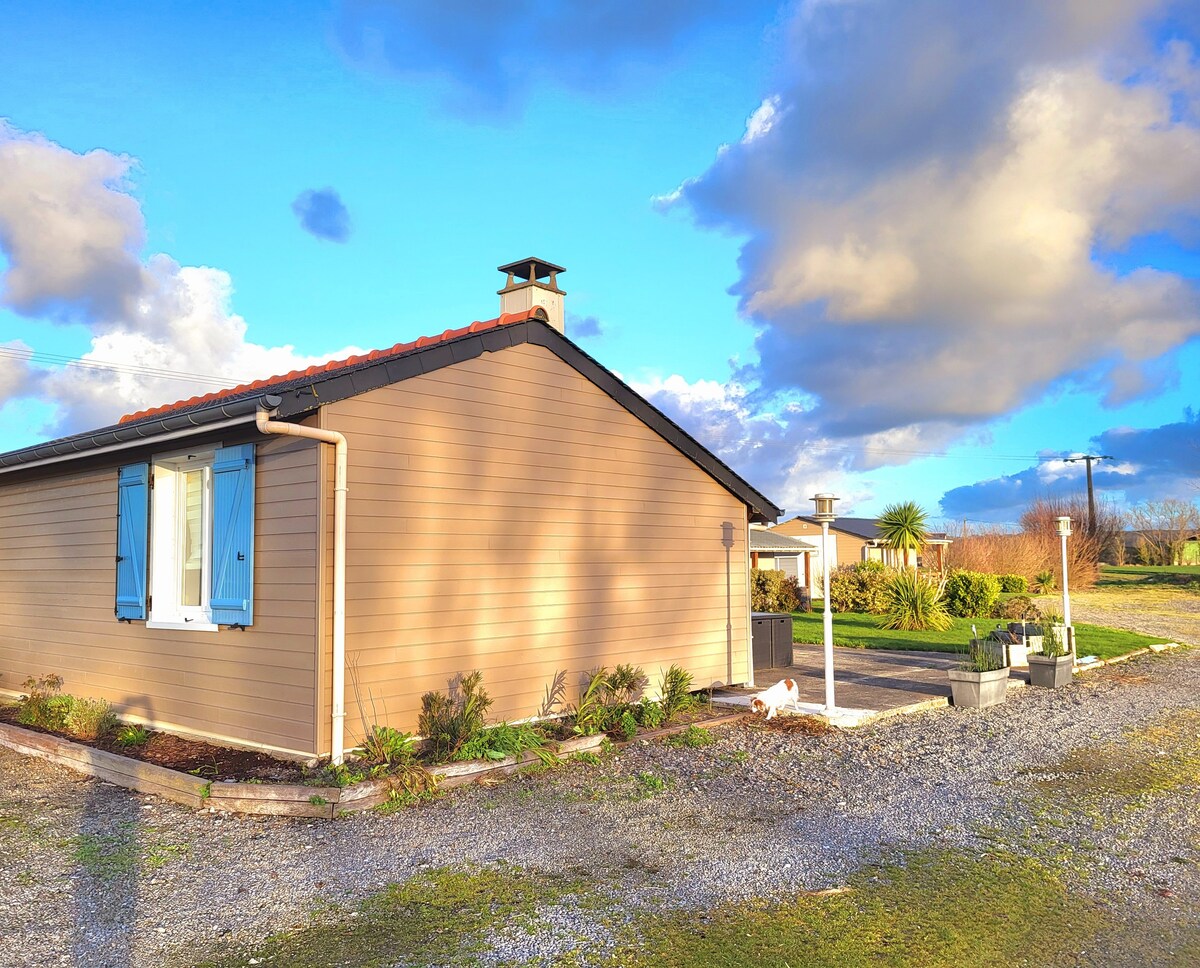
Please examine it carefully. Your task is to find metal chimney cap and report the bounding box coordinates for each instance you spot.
[497,258,566,282]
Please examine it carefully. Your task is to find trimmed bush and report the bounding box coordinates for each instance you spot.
[751,569,802,612]
[828,560,893,614]
[943,569,1001,617]
[991,595,1042,621]
[997,574,1029,593]
[878,571,952,631]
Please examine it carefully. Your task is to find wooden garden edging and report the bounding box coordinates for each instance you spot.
[0,713,743,818]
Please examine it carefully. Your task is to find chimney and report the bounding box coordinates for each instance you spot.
[497,258,566,333]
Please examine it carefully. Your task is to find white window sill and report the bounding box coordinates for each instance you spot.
[146,619,220,633]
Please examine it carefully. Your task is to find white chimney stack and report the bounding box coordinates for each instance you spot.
[498,257,566,333]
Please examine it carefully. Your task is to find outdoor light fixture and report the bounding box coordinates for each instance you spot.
[812,492,838,522]
[810,493,839,712]
[1057,516,1074,655]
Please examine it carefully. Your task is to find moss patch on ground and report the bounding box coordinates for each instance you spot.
[608,849,1102,968]
[194,847,1109,968]
[1023,707,1200,812]
[195,864,602,968]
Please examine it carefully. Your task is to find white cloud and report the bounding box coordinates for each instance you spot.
[668,2,1200,441]
[632,372,874,514]
[0,124,360,438]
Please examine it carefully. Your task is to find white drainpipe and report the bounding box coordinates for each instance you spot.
[256,407,350,765]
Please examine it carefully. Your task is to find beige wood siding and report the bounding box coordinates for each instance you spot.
[773,519,864,568]
[321,342,751,742]
[0,434,321,756]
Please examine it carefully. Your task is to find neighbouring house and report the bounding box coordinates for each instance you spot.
[0,259,780,762]
[1119,529,1200,566]
[749,526,816,588]
[771,515,952,578]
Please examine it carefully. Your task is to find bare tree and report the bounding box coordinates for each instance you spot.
[1127,499,1200,566]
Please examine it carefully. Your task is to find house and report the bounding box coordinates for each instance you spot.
[0,259,780,762]
[749,526,816,587]
[770,515,952,579]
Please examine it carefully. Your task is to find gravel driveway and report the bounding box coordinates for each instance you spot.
[3,644,1198,967]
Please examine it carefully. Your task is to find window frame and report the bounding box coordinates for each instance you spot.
[146,448,221,632]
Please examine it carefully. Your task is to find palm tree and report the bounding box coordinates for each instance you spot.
[877,501,930,570]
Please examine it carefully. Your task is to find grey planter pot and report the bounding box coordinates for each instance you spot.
[1028,653,1074,688]
[947,666,1010,709]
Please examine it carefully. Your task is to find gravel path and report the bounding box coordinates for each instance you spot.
[2,646,1198,967]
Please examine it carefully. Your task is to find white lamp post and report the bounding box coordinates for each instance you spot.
[812,492,839,712]
[1055,515,1073,654]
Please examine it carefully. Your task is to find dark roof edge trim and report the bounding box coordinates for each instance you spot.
[527,326,783,523]
[0,394,282,474]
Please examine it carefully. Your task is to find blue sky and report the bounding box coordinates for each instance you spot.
[1,0,1198,525]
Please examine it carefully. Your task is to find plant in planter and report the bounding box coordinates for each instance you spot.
[947,628,1011,709]
[1027,613,1074,689]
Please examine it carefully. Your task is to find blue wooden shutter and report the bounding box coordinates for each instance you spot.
[210,443,256,626]
[115,463,150,620]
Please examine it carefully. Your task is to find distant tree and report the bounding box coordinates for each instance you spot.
[1127,499,1200,566]
[877,501,929,570]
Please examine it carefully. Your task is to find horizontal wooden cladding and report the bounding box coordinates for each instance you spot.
[0,433,323,755]
[320,342,752,749]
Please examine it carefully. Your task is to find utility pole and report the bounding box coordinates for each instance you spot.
[1063,454,1114,533]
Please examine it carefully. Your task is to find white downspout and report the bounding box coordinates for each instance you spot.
[256,407,349,765]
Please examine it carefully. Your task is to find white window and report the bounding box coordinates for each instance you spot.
[147,450,219,631]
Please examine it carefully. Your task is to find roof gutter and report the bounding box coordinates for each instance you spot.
[0,394,284,476]
[254,404,349,766]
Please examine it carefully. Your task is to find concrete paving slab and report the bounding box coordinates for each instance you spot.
[715,643,1028,727]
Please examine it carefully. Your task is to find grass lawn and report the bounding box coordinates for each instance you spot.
[1099,564,1200,584]
[792,610,1171,661]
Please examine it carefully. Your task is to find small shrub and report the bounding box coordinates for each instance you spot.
[878,571,952,631]
[418,670,492,761]
[991,595,1042,621]
[943,569,1001,617]
[828,561,893,614]
[636,698,664,730]
[751,569,802,612]
[17,674,68,730]
[1032,569,1057,593]
[64,698,118,741]
[659,664,698,721]
[114,724,150,747]
[615,709,639,742]
[997,574,1028,593]
[606,664,649,705]
[571,668,611,736]
[360,725,418,765]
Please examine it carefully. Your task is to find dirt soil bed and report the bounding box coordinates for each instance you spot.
[0,704,310,783]
[0,702,738,785]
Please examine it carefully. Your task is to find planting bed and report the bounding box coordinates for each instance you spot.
[0,703,743,818]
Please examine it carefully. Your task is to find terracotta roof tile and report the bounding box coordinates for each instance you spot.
[118,308,543,425]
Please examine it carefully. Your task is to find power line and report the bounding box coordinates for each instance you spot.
[0,345,245,389]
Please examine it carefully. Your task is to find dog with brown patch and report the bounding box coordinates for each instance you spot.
[748,677,801,719]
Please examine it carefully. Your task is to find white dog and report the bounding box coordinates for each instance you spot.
[748,677,801,720]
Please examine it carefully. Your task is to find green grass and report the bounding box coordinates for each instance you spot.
[791,611,1170,660]
[1099,564,1200,584]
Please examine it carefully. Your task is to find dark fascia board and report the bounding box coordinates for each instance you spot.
[0,394,283,475]
[0,321,782,522]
